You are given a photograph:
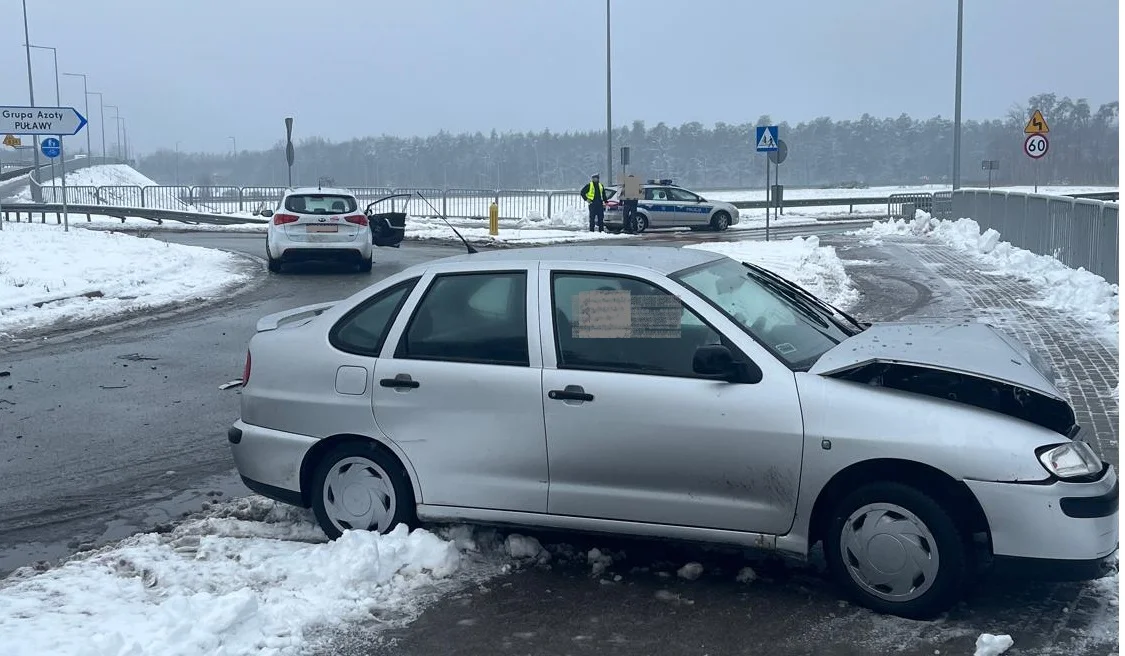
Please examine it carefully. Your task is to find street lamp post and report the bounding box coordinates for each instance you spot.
[952,0,964,190]
[63,73,93,157]
[105,105,120,160]
[175,140,182,185]
[605,0,612,185]
[229,136,237,155]
[121,117,129,162]
[27,44,59,183]
[88,92,106,160]
[21,0,41,199]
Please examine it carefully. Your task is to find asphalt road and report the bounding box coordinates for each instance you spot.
[1,224,1115,656]
[0,233,465,574]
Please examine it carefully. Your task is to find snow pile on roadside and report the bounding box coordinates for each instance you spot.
[858,212,1119,343]
[0,496,513,656]
[0,223,252,338]
[407,213,632,245]
[685,236,859,309]
[33,163,160,189]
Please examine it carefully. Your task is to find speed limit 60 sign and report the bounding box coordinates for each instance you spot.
[1024,133,1049,159]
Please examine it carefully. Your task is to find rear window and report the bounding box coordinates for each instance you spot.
[284,194,357,214]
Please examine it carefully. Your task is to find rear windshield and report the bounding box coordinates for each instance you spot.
[285,194,357,214]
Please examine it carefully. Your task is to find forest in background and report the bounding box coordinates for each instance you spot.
[135,93,1118,191]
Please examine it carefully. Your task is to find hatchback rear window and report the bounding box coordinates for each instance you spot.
[285,194,357,214]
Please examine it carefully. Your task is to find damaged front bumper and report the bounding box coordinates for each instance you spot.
[965,463,1118,581]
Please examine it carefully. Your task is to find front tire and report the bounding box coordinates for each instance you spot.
[311,441,416,540]
[823,482,971,619]
[711,211,731,231]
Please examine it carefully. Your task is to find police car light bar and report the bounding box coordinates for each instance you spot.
[645,179,675,185]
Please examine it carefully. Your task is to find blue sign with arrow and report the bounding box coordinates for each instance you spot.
[40,137,61,158]
[755,125,779,152]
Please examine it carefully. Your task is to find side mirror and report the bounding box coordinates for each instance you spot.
[260,209,274,218]
[692,344,762,383]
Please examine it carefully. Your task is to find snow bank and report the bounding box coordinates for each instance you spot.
[684,236,859,309]
[38,163,160,189]
[0,496,510,656]
[0,223,252,338]
[407,213,632,245]
[859,212,1119,343]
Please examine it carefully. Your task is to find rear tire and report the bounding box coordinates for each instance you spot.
[357,257,373,273]
[823,481,971,620]
[310,441,416,540]
[632,214,648,233]
[267,254,282,273]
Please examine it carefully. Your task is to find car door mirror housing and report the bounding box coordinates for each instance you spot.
[692,344,761,383]
[261,209,274,218]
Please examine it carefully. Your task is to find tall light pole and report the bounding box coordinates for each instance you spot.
[952,0,964,190]
[175,140,182,185]
[88,91,106,159]
[21,0,41,198]
[26,44,59,182]
[605,0,613,185]
[121,117,129,162]
[228,136,237,155]
[105,105,120,159]
[63,73,92,157]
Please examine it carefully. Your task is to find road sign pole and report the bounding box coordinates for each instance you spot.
[60,135,68,231]
[0,145,4,231]
[765,155,771,242]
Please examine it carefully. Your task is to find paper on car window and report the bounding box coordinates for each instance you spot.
[573,290,681,338]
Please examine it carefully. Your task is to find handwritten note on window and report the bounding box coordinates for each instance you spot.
[573,290,681,338]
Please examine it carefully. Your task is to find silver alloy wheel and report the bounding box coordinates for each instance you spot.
[634,214,647,232]
[839,502,940,603]
[715,212,729,230]
[321,456,397,533]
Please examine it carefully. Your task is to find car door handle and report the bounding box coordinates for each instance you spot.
[380,374,419,389]
[548,387,594,402]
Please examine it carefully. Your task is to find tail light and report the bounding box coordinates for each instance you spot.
[345,214,368,226]
[242,350,251,385]
[606,200,621,209]
[272,213,299,225]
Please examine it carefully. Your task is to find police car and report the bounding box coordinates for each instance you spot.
[604,179,740,233]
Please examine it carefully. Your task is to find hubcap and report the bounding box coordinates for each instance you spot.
[840,503,939,602]
[717,214,728,229]
[322,456,397,533]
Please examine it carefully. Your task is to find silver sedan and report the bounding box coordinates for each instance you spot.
[227,245,1118,619]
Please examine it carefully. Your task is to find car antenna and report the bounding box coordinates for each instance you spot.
[416,191,478,254]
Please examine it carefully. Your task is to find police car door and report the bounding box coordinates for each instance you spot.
[644,186,676,227]
[667,187,712,227]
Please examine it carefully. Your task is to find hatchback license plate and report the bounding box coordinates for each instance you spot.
[306,224,338,233]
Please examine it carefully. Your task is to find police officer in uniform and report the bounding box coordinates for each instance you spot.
[580,173,607,232]
[620,173,642,234]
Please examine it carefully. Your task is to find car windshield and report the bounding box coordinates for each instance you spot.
[285,194,357,214]
[673,257,858,370]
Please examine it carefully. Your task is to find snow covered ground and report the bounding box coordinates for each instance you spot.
[685,236,859,310]
[855,212,1120,345]
[0,222,254,338]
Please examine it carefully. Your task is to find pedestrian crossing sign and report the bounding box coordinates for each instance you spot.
[756,125,779,152]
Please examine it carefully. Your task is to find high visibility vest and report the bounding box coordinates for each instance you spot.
[585,182,602,201]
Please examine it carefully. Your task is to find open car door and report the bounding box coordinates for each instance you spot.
[365,193,411,247]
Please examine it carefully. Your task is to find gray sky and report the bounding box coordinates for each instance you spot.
[1,0,1117,154]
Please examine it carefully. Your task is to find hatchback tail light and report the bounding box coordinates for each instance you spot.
[242,350,251,385]
[345,214,368,226]
[273,213,299,225]
[606,200,621,209]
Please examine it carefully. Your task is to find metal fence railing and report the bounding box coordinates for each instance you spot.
[31,184,589,220]
[952,189,1119,284]
[887,192,935,218]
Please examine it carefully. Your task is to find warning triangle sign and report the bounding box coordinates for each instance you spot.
[1024,110,1049,134]
[757,130,776,149]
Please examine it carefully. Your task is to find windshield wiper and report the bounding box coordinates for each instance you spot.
[742,263,866,334]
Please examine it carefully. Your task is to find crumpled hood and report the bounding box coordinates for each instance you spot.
[808,321,1065,402]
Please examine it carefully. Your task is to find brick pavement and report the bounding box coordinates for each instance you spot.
[830,232,1118,467]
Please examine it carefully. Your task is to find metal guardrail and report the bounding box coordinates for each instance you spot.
[952,189,1118,284]
[1,202,268,226]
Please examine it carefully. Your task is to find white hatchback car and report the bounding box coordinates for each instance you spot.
[262,187,374,273]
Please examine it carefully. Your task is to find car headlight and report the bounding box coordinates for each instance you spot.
[1037,441,1103,479]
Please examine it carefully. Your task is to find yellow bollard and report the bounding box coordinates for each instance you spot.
[489,201,499,236]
